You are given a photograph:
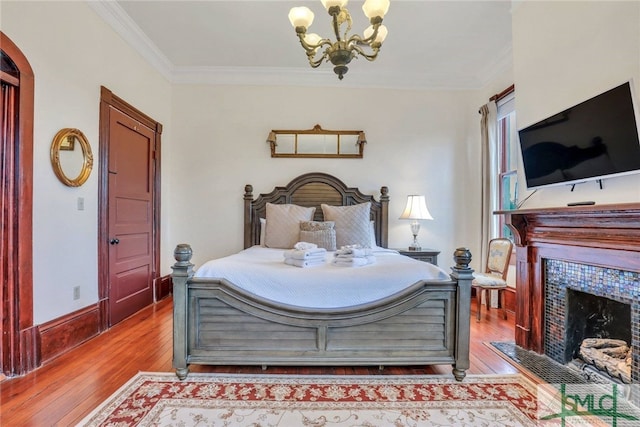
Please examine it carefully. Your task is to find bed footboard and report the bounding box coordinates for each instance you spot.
[172,244,473,381]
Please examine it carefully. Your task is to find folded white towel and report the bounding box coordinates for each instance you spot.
[331,255,376,267]
[284,257,325,268]
[294,242,318,250]
[284,248,327,260]
[335,245,372,258]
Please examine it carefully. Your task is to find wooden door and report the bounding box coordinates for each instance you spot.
[106,107,156,325]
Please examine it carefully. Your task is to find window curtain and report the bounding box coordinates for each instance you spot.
[1,81,17,366]
[479,102,497,270]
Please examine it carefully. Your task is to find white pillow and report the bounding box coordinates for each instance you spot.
[321,202,372,248]
[264,203,316,249]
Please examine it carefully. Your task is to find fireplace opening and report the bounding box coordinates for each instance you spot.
[565,289,632,383]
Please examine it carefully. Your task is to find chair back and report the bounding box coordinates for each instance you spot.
[485,238,513,280]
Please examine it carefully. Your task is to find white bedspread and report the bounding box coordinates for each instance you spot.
[194,246,450,309]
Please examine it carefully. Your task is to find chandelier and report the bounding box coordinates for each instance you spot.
[288,0,390,80]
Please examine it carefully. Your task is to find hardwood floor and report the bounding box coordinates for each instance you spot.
[0,297,523,426]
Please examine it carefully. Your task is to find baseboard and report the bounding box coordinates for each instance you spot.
[504,287,516,315]
[39,304,101,364]
[155,274,172,301]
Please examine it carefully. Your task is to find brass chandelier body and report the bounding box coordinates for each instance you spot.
[288,0,390,80]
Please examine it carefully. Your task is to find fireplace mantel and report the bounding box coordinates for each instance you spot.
[499,203,640,353]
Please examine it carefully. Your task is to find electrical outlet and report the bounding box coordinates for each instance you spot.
[77,197,84,211]
[73,286,80,300]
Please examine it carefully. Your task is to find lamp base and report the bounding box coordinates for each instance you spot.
[408,232,421,251]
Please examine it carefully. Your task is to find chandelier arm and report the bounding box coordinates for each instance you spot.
[306,50,328,68]
[341,9,353,41]
[296,33,333,58]
[350,44,380,62]
[348,25,380,46]
[330,8,342,42]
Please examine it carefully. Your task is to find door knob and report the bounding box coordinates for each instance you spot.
[110,238,120,245]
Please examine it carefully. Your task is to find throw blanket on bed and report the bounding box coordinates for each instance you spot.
[195,246,450,308]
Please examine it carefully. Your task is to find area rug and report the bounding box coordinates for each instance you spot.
[77,372,547,426]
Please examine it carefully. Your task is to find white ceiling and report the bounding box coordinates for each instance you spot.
[89,0,514,90]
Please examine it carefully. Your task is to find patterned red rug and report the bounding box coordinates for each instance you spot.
[78,372,543,426]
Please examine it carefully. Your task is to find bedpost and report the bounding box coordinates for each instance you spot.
[172,244,194,380]
[244,185,254,249]
[450,247,473,381]
[379,186,389,248]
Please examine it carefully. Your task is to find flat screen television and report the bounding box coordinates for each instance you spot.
[518,81,640,189]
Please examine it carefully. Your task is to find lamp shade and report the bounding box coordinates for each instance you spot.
[363,24,388,44]
[399,195,433,220]
[321,0,348,11]
[362,0,390,19]
[288,7,314,28]
[304,33,323,47]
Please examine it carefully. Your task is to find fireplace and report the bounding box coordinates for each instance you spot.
[545,261,634,383]
[501,203,640,384]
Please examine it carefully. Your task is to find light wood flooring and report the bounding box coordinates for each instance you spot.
[0,297,524,426]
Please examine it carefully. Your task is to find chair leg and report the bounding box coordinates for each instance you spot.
[499,289,507,320]
[475,288,482,322]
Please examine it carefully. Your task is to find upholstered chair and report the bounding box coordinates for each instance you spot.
[472,238,513,321]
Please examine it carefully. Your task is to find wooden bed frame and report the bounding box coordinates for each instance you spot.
[172,173,473,380]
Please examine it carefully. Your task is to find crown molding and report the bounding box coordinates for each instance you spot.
[87,0,174,81]
[476,45,514,88]
[87,1,512,90]
[171,66,491,90]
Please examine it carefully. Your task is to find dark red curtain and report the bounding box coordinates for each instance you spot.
[1,80,17,375]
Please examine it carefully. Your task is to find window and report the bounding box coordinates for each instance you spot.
[495,89,517,240]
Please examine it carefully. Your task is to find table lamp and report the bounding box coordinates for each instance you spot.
[399,195,433,251]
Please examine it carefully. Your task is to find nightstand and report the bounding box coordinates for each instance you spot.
[395,249,440,265]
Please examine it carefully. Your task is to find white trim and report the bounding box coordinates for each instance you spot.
[87,0,511,89]
[87,0,174,81]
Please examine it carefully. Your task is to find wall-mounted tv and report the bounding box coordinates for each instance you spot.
[518,81,640,189]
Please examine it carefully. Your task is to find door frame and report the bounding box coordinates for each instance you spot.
[1,32,37,377]
[98,86,162,329]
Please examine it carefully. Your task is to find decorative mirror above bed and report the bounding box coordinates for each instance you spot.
[50,128,93,187]
[266,124,366,158]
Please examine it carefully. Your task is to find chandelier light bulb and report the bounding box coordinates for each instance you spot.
[362,0,390,19]
[304,33,323,47]
[288,7,314,29]
[364,24,388,44]
[321,0,348,11]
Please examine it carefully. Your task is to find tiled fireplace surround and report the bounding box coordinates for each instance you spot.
[503,203,640,383]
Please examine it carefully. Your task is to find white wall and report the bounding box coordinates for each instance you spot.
[1,1,172,324]
[512,1,640,208]
[1,1,504,326]
[167,85,482,270]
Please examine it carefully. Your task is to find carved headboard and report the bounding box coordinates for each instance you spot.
[244,172,389,249]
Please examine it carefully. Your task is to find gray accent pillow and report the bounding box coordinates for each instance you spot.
[299,221,336,250]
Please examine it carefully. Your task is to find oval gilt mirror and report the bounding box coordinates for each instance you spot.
[50,128,93,187]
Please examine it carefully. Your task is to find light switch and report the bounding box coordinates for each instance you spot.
[77,197,84,211]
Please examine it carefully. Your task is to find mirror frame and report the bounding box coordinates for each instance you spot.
[266,124,366,158]
[50,128,93,187]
